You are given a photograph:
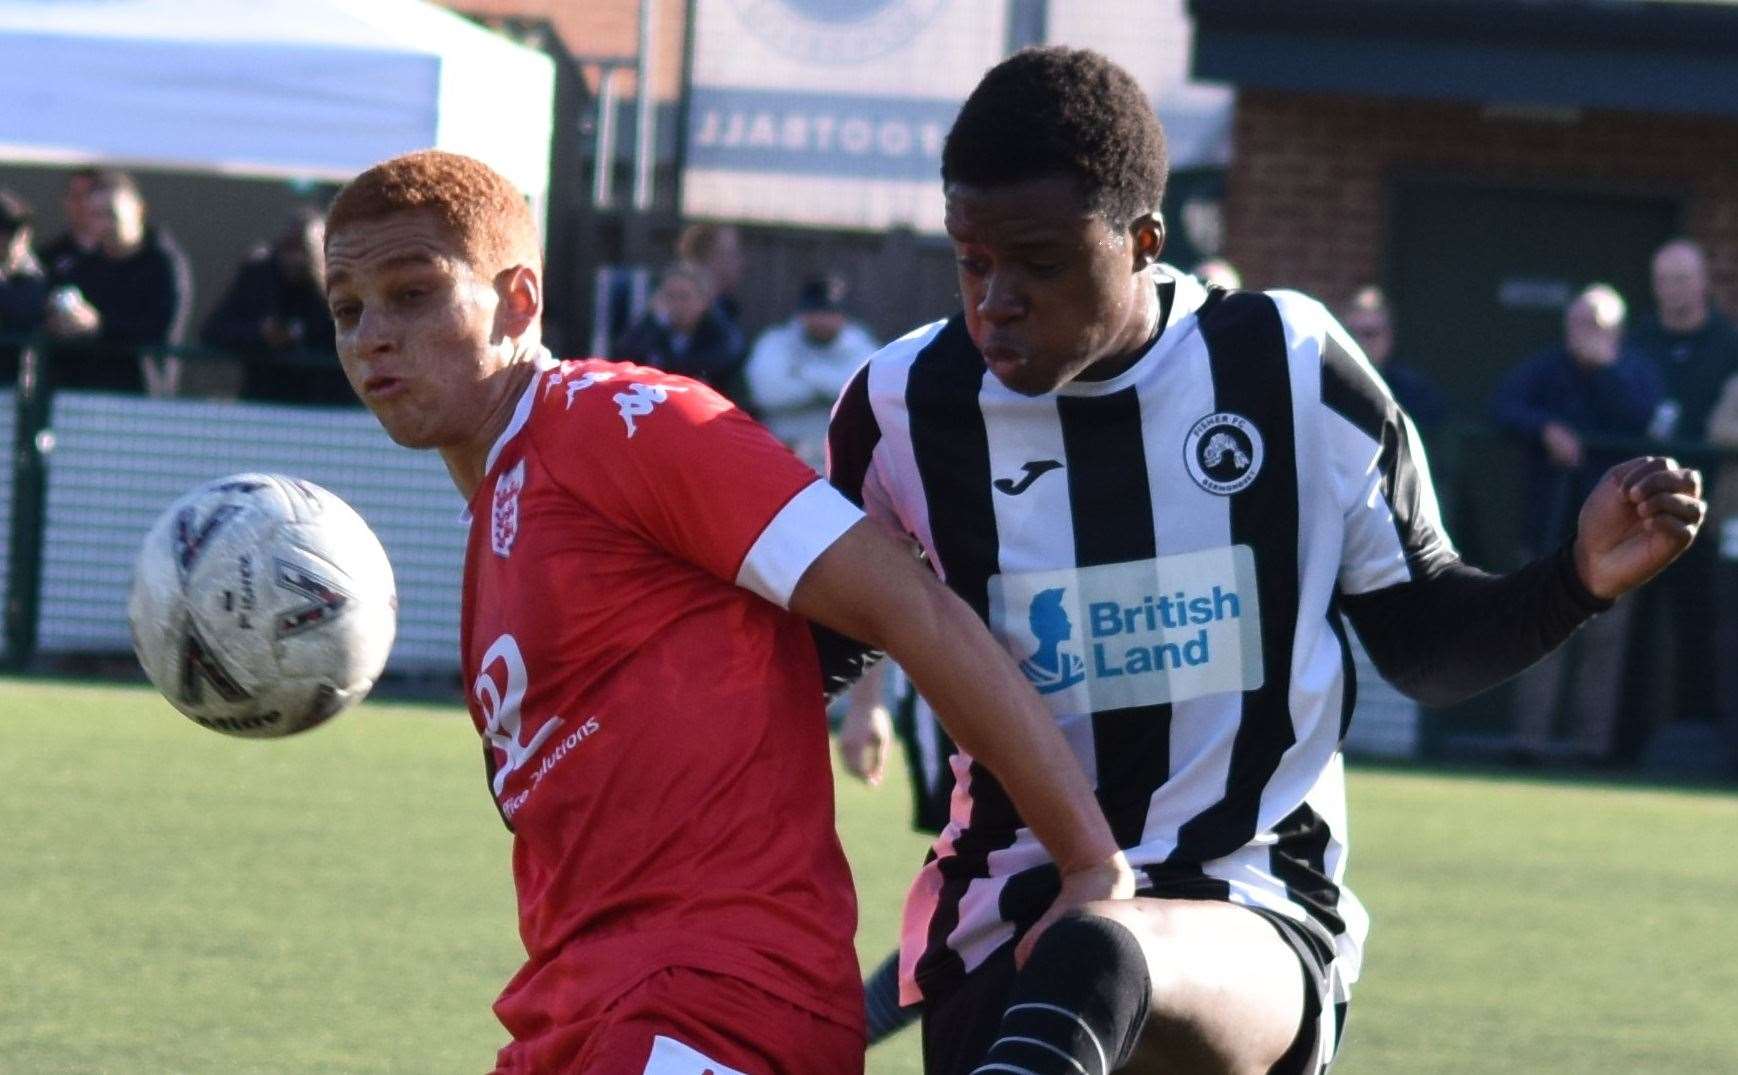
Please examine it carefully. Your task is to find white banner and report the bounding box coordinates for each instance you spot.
[683,0,1006,234]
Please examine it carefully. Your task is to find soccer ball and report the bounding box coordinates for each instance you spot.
[128,473,398,738]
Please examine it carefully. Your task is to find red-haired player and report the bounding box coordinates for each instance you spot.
[322,150,1134,1075]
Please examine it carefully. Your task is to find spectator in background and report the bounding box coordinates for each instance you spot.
[677,221,748,325]
[1493,284,1660,766]
[1342,285,1447,432]
[1703,374,1738,775]
[744,275,879,469]
[612,262,747,402]
[37,167,104,280]
[1626,238,1737,737]
[1631,239,1738,443]
[0,190,48,385]
[42,169,191,395]
[203,208,349,406]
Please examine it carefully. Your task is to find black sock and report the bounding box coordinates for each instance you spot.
[865,949,923,1044]
[970,913,1151,1075]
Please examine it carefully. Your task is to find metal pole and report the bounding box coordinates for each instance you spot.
[4,341,50,671]
[1005,0,1048,53]
[632,0,658,212]
[672,0,699,219]
[592,65,620,210]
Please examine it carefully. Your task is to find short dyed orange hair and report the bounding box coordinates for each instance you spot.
[326,150,540,273]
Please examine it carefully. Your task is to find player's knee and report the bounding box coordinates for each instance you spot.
[1017,911,1154,1067]
[1027,910,1156,1010]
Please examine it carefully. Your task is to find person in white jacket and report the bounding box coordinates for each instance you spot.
[745,276,879,469]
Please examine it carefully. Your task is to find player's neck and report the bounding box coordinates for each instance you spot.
[441,354,544,500]
[1078,276,1163,383]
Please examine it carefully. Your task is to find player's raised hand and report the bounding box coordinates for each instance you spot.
[1573,456,1705,600]
[1016,856,1138,967]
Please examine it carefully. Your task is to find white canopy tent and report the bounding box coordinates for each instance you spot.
[0,0,554,203]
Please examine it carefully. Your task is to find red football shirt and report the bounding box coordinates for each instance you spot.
[460,358,867,1072]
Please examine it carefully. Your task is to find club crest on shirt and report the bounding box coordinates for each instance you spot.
[1184,412,1264,496]
[492,459,525,558]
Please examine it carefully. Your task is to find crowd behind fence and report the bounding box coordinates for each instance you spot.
[2,329,1734,778]
[4,161,1738,775]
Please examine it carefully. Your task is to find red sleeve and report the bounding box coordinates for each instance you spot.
[540,363,854,597]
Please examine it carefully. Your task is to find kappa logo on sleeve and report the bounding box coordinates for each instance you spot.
[560,371,688,437]
[613,382,689,437]
[563,370,617,408]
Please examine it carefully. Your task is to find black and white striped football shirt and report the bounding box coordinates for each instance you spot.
[826,267,1462,1040]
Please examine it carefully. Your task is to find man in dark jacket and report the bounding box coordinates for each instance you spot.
[612,262,748,405]
[1495,285,1662,538]
[1493,284,1661,765]
[1624,238,1738,735]
[1630,240,1738,444]
[36,167,104,281]
[203,208,349,405]
[1342,285,1447,433]
[0,190,49,385]
[42,169,191,395]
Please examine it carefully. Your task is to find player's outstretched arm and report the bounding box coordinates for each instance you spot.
[1344,457,1705,707]
[790,518,1135,952]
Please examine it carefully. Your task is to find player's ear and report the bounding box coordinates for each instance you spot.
[495,264,541,339]
[1129,212,1165,272]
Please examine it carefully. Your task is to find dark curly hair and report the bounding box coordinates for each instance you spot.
[942,47,1167,228]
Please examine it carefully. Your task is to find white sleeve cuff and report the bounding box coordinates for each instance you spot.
[735,479,865,609]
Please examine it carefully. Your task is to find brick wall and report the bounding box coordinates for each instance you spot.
[441,0,689,99]
[1224,90,1738,312]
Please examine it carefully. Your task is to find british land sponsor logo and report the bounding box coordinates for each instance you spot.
[727,0,947,64]
[492,460,524,559]
[990,547,1265,712]
[1184,412,1264,496]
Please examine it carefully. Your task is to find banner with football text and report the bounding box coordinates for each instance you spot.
[682,0,1006,234]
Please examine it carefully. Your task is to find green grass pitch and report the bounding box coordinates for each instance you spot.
[3,677,1735,1073]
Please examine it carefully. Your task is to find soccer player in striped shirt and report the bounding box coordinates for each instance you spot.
[827,47,1706,1075]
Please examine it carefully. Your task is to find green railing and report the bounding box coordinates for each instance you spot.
[2,333,1733,694]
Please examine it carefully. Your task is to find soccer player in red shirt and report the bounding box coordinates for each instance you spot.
[321,150,1134,1074]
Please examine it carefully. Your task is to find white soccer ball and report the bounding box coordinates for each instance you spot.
[128,473,398,738]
